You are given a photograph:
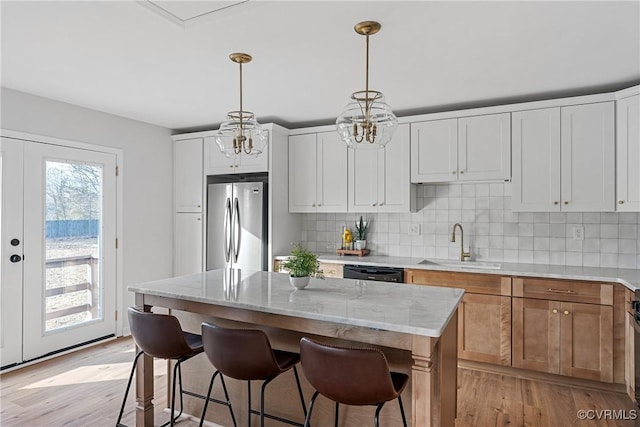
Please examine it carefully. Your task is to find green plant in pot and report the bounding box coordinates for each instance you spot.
[354,216,368,250]
[281,245,324,290]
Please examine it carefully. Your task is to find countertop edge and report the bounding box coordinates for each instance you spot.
[307,255,640,292]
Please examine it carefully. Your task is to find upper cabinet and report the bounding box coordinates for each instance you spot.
[512,102,615,212]
[411,113,510,183]
[203,136,268,175]
[616,94,640,211]
[289,131,348,213]
[174,137,203,213]
[348,123,415,213]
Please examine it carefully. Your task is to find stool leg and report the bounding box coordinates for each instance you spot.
[219,374,237,427]
[293,366,307,418]
[168,360,181,426]
[260,377,274,427]
[199,371,219,427]
[334,402,339,427]
[397,396,407,427]
[116,350,144,427]
[374,402,385,427]
[247,381,252,427]
[303,391,320,427]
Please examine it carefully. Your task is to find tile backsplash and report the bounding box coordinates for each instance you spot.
[300,183,640,269]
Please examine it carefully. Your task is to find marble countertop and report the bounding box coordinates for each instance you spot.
[307,255,640,291]
[128,268,464,338]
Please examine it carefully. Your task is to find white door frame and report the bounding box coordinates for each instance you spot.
[1,129,124,338]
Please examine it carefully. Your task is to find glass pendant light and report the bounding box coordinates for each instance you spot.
[215,53,267,158]
[336,21,398,149]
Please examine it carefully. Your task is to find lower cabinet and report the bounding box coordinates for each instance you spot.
[512,297,613,382]
[458,293,511,365]
[273,260,343,278]
[174,213,203,276]
[405,269,512,365]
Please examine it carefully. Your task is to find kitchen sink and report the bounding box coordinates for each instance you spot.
[418,259,502,270]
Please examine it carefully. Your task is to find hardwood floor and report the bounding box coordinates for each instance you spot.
[1,337,637,426]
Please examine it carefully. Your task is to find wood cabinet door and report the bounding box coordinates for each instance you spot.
[288,134,317,212]
[560,102,615,212]
[625,311,636,400]
[559,302,613,382]
[410,119,457,183]
[616,94,640,212]
[458,113,511,181]
[512,298,560,374]
[174,213,203,276]
[174,138,203,212]
[379,124,412,213]
[511,108,561,212]
[317,131,348,212]
[458,294,511,365]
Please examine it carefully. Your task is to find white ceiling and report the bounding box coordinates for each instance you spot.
[2,1,639,132]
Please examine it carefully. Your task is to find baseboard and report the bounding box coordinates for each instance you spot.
[459,360,627,395]
[162,408,224,427]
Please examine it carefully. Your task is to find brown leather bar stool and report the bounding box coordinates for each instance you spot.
[116,308,235,427]
[200,323,308,427]
[299,338,408,427]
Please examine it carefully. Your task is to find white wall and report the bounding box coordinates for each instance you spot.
[1,87,174,331]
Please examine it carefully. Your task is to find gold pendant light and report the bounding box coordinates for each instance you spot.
[215,53,267,158]
[336,21,398,149]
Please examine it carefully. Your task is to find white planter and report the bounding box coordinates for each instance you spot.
[289,276,310,290]
[354,240,367,250]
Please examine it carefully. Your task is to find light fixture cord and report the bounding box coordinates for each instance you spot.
[239,61,244,137]
[365,32,370,130]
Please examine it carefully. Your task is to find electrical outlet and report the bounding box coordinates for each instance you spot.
[572,226,584,241]
[409,224,421,236]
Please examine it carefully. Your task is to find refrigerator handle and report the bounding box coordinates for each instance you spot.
[224,198,232,263]
[233,197,240,262]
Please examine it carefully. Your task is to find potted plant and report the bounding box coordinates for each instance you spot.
[281,245,324,289]
[354,216,368,250]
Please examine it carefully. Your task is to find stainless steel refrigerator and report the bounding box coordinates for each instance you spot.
[207,181,267,271]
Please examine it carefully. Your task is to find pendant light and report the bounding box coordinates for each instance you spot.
[215,53,267,158]
[336,21,398,149]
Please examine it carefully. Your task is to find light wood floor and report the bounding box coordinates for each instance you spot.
[1,337,637,427]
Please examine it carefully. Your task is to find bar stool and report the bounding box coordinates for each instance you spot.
[200,323,308,427]
[116,308,234,427]
[299,338,408,427]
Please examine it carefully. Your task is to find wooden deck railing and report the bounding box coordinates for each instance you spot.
[45,255,99,321]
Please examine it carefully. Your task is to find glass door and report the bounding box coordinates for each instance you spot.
[9,140,116,362]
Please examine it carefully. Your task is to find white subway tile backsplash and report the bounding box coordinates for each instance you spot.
[300,183,639,269]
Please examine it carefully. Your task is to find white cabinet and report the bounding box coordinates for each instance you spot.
[616,94,640,211]
[289,131,347,213]
[348,123,415,213]
[512,108,561,211]
[174,213,203,276]
[512,102,615,212]
[411,113,510,183]
[203,136,268,175]
[174,138,203,212]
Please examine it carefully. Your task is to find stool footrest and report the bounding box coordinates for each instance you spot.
[182,389,231,408]
[248,408,305,427]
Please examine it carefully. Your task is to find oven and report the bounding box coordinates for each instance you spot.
[634,289,640,408]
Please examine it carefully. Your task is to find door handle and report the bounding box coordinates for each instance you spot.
[10,254,22,263]
[232,197,240,263]
[224,198,232,263]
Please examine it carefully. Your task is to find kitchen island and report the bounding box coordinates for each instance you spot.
[129,268,464,427]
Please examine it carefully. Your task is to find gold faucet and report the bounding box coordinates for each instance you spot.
[450,223,471,261]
